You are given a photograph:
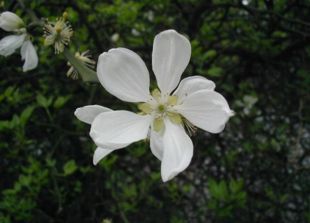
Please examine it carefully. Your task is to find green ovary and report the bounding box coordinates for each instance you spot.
[157,104,165,113]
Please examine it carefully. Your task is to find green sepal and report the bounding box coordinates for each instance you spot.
[63,48,98,83]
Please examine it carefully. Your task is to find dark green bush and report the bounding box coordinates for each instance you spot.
[1,0,309,222]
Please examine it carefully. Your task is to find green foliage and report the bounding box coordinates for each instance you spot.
[0,158,49,222]
[63,160,78,176]
[208,179,247,218]
[1,0,309,222]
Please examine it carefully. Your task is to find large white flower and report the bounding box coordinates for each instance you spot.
[75,30,234,182]
[0,11,38,72]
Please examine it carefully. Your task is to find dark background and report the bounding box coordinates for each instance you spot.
[0,0,309,222]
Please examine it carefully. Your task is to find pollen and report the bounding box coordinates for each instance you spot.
[56,27,62,33]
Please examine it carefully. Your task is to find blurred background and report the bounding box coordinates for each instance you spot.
[0,0,309,222]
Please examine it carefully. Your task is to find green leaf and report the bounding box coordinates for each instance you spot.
[0,121,10,131]
[204,49,217,60]
[19,106,35,126]
[36,94,53,108]
[229,179,244,193]
[207,67,223,77]
[63,160,78,176]
[209,179,229,201]
[53,96,71,109]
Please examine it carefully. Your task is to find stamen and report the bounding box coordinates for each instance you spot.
[167,95,178,106]
[151,89,161,101]
[167,112,182,124]
[184,119,197,136]
[66,50,96,80]
[138,103,152,114]
[153,117,164,132]
[43,13,73,54]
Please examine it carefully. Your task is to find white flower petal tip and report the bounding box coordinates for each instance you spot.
[0,11,24,32]
[174,75,216,100]
[90,110,152,150]
[0,34,26,56]
[21,40,38,72]
[74,105,112,125]
[97,48,151,103]
[152,29,191,94]
[161,120,193,182]
[175,90,233,134]
[93,147,114,165]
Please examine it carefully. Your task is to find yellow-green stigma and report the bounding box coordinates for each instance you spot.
[157,104,165,113]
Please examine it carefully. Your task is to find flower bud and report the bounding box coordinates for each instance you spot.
[0,11,24,32]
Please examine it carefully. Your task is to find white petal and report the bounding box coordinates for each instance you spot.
[21,40,38,72]
[0,11,24,32]
[161,119,193,182]
[150,130,163,160]
[97,48,151,102]
[173,76,215,101]
[152,30,191,94]
[0,34,25,56]
[175,90,233,133]
[74,105,112,125]
[93,147,114,165]
[90,110,152,149]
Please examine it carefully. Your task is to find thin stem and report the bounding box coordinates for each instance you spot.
[17,0,40,23]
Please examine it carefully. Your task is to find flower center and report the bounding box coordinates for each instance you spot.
[56,27,62,33]
[157,104,166,113]
[138,89,183,132]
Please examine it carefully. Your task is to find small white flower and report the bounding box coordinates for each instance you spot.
[0,33,26,56]
[20,40,39,72]
[75,30,234,182]
[66,50,96,80]
[43,12,73,54]
[0,11,24,32]
[0,11,38,72]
